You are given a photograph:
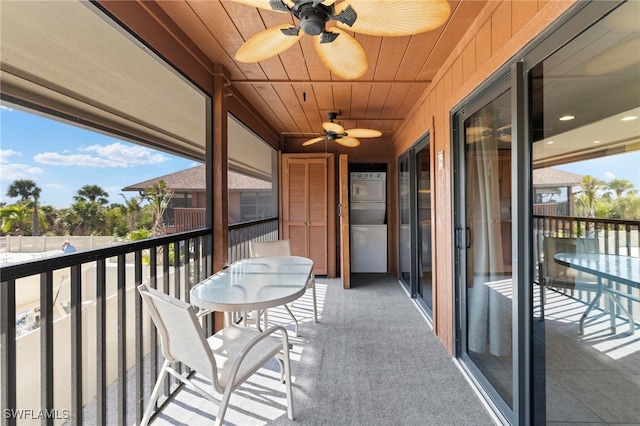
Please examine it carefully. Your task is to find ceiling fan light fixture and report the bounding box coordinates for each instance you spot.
[298,5,329,35]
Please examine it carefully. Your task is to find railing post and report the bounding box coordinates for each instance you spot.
[96,259,107,426]
[117,254,127,426]
[70,264,83,425]
[134,251,144,425]
[0,279,17,426]
[40,271,54,426]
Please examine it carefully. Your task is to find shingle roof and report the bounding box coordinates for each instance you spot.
[533,167,583,187]
[122,165,271,192]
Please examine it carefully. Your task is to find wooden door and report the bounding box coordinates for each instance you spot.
[282,155,335,276]
[339,154,350,288]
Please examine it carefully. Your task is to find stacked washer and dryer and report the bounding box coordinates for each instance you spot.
[350,172,387,273]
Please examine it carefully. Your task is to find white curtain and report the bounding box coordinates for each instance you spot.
[466,110,512,357]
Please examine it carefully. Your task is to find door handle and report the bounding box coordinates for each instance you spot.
[465,227,471,249]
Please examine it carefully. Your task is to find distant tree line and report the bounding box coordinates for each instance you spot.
[1,179,173,239]
[575,176,640,220]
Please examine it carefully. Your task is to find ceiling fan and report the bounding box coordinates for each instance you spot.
[230,0,451,80]
[302,112,382,147]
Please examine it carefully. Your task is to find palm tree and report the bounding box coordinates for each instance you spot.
[140,180,173,238]
[607,179,636,199]
[0,204,32,235]
[576,175,604,218]
[119,193,143,232]
[5,179,42,236]
[69,200,107,235]
[74,184,109,205]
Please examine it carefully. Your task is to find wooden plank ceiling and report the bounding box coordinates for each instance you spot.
[115,1,486,145]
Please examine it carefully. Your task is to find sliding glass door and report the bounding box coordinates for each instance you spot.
[455,79,514,417]
[398,137,433,316]
[528,1,640,423]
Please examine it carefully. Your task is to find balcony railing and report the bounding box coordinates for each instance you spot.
[533,214,640,319]
[0,218,279,426]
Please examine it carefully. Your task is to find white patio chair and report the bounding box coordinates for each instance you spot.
[249,240,318,336]
[137,284,293,426]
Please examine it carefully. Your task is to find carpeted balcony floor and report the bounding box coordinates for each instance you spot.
[148,273,497,426]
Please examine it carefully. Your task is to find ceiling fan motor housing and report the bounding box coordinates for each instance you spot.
[293,2,333,36]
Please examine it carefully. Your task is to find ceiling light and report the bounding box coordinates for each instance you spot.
[547,141,554,145]
[621,116,638,121]
[559,115,575,121]
[593,140,600,144]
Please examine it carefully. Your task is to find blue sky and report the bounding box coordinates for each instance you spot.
[1,105,199,208]
[556,151,640,192]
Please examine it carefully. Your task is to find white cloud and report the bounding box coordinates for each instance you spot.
[0,163,44,181]
[45,183,63,189]
[0,149,21,164]
[81,142,168,165]
[32,142,169,168]
[34,152,126,167]
[604,172,616,181]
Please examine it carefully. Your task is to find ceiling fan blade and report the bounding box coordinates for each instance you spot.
[323,121,345,133]
[346,128,382,138]
[335,0,451,36]
[337,136,361,148]
[227,0,291,13]
[235,24,303,63]
[314,28,368,80]
[302,136,327,146]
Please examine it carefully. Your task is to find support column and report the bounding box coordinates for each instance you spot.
[212,64,229,273]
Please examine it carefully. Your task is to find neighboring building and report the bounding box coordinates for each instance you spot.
[532,167,584,216]
[122,165,273,231]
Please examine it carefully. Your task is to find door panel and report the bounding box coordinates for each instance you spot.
[281,155,333,276]
[286,161,308,224]
[339,154,350,288]
[455,83,514,416]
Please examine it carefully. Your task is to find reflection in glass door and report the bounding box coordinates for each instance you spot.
[416,143,432,311]
[529,2,640,422]
[398,155,412,291]
[456,85,513,415]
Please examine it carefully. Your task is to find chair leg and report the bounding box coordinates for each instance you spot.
[312,283,318,323]
[140,359,171,426]
[280,335,294,420]
[284,305,298,337]
[215,387,234,426]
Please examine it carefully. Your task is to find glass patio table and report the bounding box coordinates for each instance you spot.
[190,255,313,328]
[554,253,640,335]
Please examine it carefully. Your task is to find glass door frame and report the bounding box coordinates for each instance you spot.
[398,134,432,318]
[452,72,526,424]
[451,2,625,425]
